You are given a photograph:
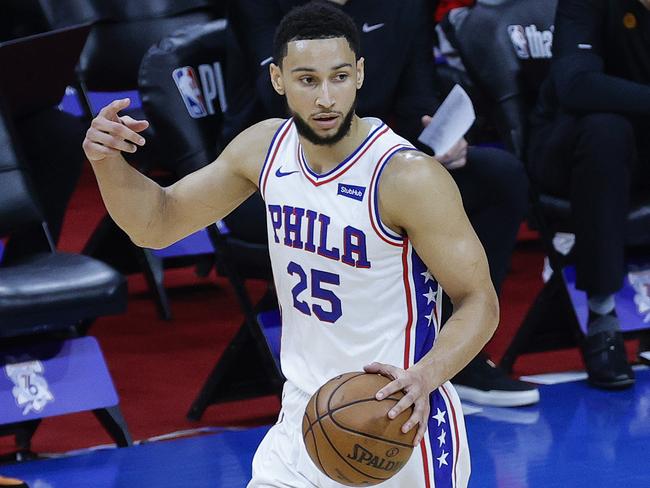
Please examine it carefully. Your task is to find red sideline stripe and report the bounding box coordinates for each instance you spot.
[367,144,407,247]
[301,125,389,187]
[261,121,293,197]
[440,384,461,488]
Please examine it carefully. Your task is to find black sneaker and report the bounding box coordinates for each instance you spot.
[451,355,540,407]
[582,330,635,389]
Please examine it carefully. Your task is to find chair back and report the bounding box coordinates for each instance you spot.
[446,0,556,158]
[139,19,229,176]
[0,104,44,237]
[39,0,217,28]
[37,0,219,91]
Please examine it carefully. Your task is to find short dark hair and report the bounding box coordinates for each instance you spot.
[273,1,360,67]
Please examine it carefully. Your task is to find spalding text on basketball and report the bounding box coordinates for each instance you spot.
[346,444,405,472]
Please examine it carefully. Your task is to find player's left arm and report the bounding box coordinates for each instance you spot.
[364,150,499,446]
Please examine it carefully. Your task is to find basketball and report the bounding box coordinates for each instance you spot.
[302,372,416,486]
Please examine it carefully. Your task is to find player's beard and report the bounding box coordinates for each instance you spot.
[289,97,357,146]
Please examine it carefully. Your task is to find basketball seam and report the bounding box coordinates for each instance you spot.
[327,400,415,449]
[326,373,367,417]
[312,373,402,481]
[304,408,327,478]
[310,397,414,449]
[316,413,390,482]
[314,383,338,481]
[315,383,389,482]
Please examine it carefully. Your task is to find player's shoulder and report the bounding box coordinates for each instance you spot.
[225,118,287,162]
[231,118,287,152]
[219,118,288,184]
[381,150,453,193]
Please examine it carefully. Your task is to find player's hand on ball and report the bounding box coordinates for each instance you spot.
[83,98,149,163]
[363,362,431,447]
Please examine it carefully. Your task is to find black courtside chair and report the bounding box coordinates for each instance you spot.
[444,0,650,371]
[37,0,223,320]
[136,20,283,419]
[0,101,130,455]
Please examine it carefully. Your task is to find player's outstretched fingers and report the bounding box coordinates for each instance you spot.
[98,98,131,121]
[86,126,137,154]
[91,117,145,147]
[119,115,150,134]
[83,129,119,162]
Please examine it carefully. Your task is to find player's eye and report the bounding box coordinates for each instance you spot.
[300,76,315,85]
[334,73,349,82]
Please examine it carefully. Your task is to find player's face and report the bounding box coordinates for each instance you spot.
[270,37,364,145]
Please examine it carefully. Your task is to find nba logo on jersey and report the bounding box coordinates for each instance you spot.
[172,66,208,118]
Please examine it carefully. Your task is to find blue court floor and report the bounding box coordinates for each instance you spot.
[4,369,650,488]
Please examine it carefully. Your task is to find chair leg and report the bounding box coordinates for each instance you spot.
[187,318,284,421]
[93,406,133,447]
[501,272,582,372]
[136,248,172,321]
[13,419,41,451]
[85,214,172,321]
[187,226,283,421]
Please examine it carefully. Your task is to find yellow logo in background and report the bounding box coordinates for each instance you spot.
[623,12,637,29]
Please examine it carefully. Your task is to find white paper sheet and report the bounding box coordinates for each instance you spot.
[417,84,476,156]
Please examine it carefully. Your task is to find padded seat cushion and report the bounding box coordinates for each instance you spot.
[0,252,127,336]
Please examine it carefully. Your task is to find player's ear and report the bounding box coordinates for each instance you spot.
[356,57,365,90]
[270,63,285,96]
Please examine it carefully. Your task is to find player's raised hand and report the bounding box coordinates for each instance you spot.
[82,98,149,163]
[364,362,431,447]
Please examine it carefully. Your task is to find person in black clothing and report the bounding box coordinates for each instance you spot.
[227,0,539,407]
[528,0,650,389]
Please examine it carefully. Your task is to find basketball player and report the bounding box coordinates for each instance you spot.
[82,3,498,486]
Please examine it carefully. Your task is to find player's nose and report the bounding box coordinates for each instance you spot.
[316,82,335,108]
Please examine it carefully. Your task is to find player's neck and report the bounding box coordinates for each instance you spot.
[300,116,371,174]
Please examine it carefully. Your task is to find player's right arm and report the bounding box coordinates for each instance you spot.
[83,98,281,249]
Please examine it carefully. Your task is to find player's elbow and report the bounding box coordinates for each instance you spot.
[127,215,170,249]
[129,223,180,250]
[129,190,174,249]
[129,229,167,250]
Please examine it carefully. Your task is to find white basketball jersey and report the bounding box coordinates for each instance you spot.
[259,118,443,395]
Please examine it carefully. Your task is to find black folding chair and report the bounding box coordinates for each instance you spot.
[135,20,284,419]
[38,0,223,320]
[0,101,130,457]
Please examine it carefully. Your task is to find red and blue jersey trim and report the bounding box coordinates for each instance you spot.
[368,144,415,247]
[298,123,389,187]
[259,118,294,199]
[402,243,460,487]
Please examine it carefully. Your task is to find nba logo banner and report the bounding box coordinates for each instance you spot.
[172,66,209,119]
